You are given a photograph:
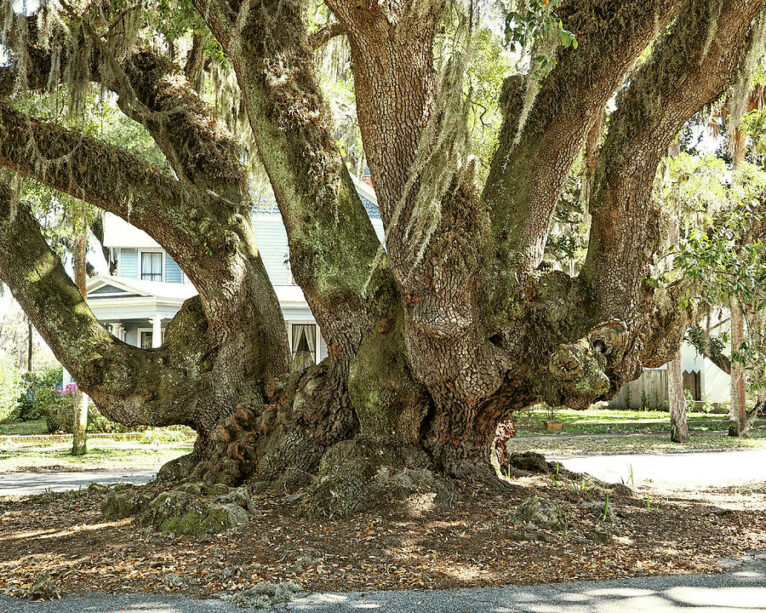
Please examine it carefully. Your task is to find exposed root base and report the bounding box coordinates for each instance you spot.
[147,425,592,522]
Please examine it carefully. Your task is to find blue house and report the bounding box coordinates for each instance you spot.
[63,175,383,384]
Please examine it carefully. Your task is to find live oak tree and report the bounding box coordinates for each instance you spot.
[1,0,765,511]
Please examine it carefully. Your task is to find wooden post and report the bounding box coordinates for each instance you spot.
[668,353,689,442]
[730,298,747,437]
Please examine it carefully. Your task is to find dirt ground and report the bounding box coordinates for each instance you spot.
[0,472,764,601]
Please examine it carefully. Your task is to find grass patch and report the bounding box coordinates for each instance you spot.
[0,418,48,436]
[0,439,191,472]
[515,406,738,436]
[511,430,766,457]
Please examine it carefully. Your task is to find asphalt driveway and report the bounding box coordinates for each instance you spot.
[554,448,766,490]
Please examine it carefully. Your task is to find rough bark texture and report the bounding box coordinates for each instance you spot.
[72,211,89,456]
[730,298,748,437]
[0,0,764,507]
[668,353,689,443]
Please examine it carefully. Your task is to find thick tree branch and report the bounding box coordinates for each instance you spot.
[184,33,206,91]
[308,22,345,50]
[583,0,765,319]
[0,183,220,431]
[0,22,291,382]
[191,0,398,360]
[0,103,200,258]
[1,8,247,212]
[106,49,247,207]
[324,0,443,222]
[482,0,683,299]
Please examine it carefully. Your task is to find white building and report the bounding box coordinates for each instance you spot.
[610,336,732,409]
[64,176,383,384]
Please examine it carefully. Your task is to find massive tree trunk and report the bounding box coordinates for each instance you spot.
[0,0,764,510]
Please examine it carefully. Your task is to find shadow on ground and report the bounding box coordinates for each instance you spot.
[1,555,764,612]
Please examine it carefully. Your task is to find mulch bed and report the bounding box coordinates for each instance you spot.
[0,475,764,600]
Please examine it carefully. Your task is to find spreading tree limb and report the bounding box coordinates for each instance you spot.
[482,0,683,308]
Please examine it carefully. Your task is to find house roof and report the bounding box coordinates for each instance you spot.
[251,174,382,220]
[87,276,197,302]
[88,275,308,307]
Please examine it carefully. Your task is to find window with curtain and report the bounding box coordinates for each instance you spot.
[291,324,316,370]
[140,331,153,349]
[141,252,163,281]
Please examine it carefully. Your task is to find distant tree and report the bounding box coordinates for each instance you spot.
[0,352,22,421]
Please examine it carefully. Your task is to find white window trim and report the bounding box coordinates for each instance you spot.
[286,320,321,365]
[137,327,166,348]
[138,249,165,282]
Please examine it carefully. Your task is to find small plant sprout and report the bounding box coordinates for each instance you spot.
[601,491,610,524]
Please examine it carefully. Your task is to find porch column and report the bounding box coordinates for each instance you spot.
[110,323,124,341]
[151,316,162,348]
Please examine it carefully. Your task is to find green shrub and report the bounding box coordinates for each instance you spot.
[0,356,22,422]
[16,366,64,421]
[36,385,134,434]
[85,406,134,434]
[35,387,74,433]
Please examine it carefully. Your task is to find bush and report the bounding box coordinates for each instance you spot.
[0,356,22,422]
[36,387,74,433]
[86,406,134,434]
[16,366,64,421]
[36,384,134,434]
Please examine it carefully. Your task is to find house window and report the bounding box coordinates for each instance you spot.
[291,323,317,370]
[141,252,163,281]
[140,331,153,349]
[139,329,165,349]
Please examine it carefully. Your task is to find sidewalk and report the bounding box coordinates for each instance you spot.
[554,448,766,489]
[0,469,156,496]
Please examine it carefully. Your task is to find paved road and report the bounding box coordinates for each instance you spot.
[0,469,156,496]
[0,554,764,612]
[553,448,766,490]
[2,448,764,497]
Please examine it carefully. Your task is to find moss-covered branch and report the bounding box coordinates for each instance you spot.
[192,0,398,360]
[105,49,248,208]
[583,0,766,317]
[482,0,682,312]
[0,103,200,258]
[0,183,225,431]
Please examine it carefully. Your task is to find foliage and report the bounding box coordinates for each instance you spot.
[664,154,766,397]
[466,28,513,179]
[673,163,766,311]
[35,387,73,433]
[503,0,576,78]
[16,366,63,421]
[0,353,22,422]
[0,293,58,372]
[35,384,133,434]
